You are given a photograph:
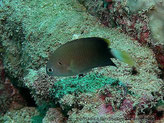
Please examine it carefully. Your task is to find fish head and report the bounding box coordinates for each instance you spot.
[46,55,72,77]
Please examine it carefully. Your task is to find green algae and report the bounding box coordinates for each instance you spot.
[31,103,55,123]
[50,74,123,99]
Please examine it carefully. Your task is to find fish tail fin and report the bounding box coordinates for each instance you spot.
[110,48,135,66]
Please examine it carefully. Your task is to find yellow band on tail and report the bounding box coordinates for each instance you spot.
[110,48,135,66]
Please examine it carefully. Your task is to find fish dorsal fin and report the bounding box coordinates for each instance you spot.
[103,38,111,46]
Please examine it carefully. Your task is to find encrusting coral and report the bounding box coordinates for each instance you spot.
[78,0,164,71]
[43,108,65,123]
[125,0,164,45]
[0,0,163,122]
[0,107,39,123]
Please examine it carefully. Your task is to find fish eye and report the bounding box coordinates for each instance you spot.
[47,68,53,73]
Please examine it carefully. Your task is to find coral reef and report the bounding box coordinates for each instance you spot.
[0,59,26,115]
[24,66,163,122]
[125,0,164,47]
[124,0,164,45]
[49,74,118,100]
[0,0,3,7]
[0,107,39,123]
[78,0,152,45]
[148,1,164,45]
[31,102,56,123]
[78,0,164,72]
[153,45,164,70]
[0,78,26,114]
[24,68,54,105]
[0,0,163,122]
[43,108,66,123]
[67,81,163,123]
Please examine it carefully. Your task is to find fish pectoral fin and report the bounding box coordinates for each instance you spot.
[67,60,79,73]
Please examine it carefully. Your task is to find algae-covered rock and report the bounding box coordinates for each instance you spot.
[125,0,164,45]
[43,108,65,123]
[1,107,39,123]
[0,0,163,122]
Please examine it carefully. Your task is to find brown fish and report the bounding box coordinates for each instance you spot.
[46,37,134,76]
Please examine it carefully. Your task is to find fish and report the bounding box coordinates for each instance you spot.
[46,37,134,77]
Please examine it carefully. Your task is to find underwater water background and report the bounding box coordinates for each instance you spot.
[0,0,164,123]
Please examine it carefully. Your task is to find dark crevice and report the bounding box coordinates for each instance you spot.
[18,87,36,107]
[6,75,36,107]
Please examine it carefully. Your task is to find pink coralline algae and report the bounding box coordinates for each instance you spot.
[97,84,163,122]
[118,14,150,44]
[104,1,150,44]
[100,0,164,77]
[120,99,134,113]
[99,103,114,115]
[99,98,135,117]
[99,95,135,119]
[152,45,164,79]
[98,86,135,118]
[98,89,115,115]
[0,59,26,114]
[0,60,5,82]
[98,92,164,122]
[153,45,164,68]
